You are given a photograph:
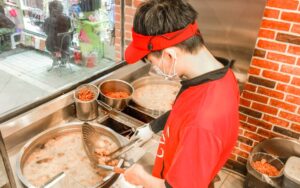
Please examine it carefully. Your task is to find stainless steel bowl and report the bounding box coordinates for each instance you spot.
[131,76,181,116]
[74,84,99,121]
[99,79,134,111]
[16,122,124,188]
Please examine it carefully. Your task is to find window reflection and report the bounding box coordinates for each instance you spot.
[0,0,117,117]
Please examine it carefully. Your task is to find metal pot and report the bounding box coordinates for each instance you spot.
[245,152,284,188]
[74,84,99,121]
[16,122,124,188]
[99,79,134,111]
[131,76,181,116]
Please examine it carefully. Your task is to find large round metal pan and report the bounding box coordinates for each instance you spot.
[16,122,123,188]
[131,76,181,116]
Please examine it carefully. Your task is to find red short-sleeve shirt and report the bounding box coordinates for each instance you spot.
[152,68,240,188]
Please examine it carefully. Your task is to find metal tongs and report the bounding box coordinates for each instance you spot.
[81,123,141,173]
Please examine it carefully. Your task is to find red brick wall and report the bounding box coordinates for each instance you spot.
[114,0,300,174]
[231,0,300,173]
[114,0,142,61]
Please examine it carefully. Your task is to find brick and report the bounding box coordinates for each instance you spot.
[247,117,273,130]
[244,83,257,92]
[240,143,253,153]
[252,102,278,115]
[291,123,300,133]
[253,49,266,58]
[276,33,300,46]
[270,99,297,112]
[257,40,287,52]
[125,15,134,23]
[262,70,291,83]
[115,5,121,13]
[292,24,300,35]
[125,0,132,6]
[248,66,261,75]
[281,12,300,23]
[257,128,280,138]
[239,113,248,122]
[261,20,290,31]
[240,122,257,132]
[239,106,262,118]
[263,8,280,19]
[277,83,300,96]
[263,114,290,127]
[279,111,300,123]
[115,13,121,22]
[249,76,276,88]
[280,65,300,75]
[273,126,300,139]
[238,136,253,146]
[237,156,248,164]
[288,45,300,55]
[233,148,249,158]
[229,153,237,160]
[267,0,299,10]
[257,87,284,99]
[298,58,300,66]
[291,77,300,86]
[125,7,137,15]
[286,95,300,105]
[252,58,279,71]
[115,22,121,29]
[258,29,275,39]
[125,23,133,31]
[239,128,244,135]
[267,52,296,65]
[125,31,132,39]
[243,91,269,103]
[133,0,144,7]
[115,0,120,5]
[244,131,266,142]
[240,98,251,107]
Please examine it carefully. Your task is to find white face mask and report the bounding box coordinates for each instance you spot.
[149,51,179,80]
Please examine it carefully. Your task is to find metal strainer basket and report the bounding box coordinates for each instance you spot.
[246,152,284,188]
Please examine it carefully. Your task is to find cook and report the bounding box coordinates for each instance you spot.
[123,0,240,187]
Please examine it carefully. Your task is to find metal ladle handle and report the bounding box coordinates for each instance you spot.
[97,100,113,111]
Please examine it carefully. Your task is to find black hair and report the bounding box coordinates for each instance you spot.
[0,5,5,15]
[49,0,64,17]
[133,0,204,57]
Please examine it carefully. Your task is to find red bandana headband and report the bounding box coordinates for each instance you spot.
[125,22,199,64]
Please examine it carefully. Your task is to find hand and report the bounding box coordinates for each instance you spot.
[124,164,148,186]
[132,123,153,145]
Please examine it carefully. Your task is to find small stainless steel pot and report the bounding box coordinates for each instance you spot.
[74,84,99,121]
[98,79,134,111]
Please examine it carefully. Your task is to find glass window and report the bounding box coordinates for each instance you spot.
[0,0,121,118]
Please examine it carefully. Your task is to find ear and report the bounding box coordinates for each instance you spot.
[162,47,177,63]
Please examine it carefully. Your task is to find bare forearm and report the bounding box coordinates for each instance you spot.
[142,173,166,188]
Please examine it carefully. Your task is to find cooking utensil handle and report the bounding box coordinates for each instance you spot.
[97,100,113,111]
[108,138,140,160]
[114,167,126,174]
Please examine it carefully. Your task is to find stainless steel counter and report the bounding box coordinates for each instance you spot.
[0,62,160,187]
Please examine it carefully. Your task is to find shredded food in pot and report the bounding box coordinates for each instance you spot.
[78,88,95,101]
[23,132,118,187]
[104,91,130,99]
[251,159,280,176]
